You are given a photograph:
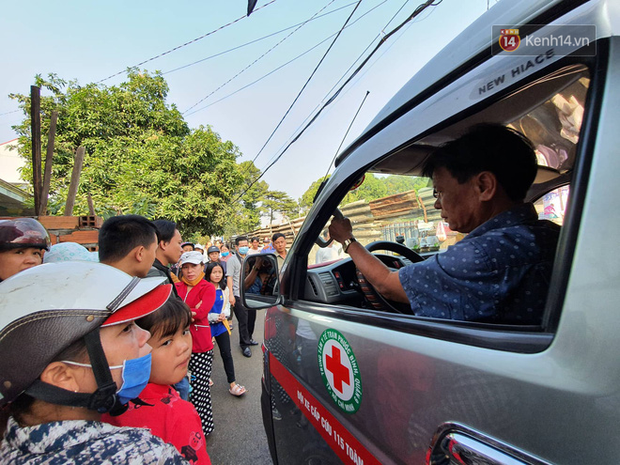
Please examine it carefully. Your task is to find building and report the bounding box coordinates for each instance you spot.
[0,138,34,216]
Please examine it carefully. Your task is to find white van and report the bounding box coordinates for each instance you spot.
[242,0,620,463]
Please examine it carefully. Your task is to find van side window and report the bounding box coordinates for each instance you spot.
[304,65,590,328]
[535,185,570,226]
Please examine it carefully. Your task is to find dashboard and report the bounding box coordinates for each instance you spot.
[304,253,412,305]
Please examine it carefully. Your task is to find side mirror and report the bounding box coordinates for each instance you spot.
[240,253,282,309]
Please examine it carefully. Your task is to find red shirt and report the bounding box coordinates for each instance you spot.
[175,280,215,353]
[103,383,211,465]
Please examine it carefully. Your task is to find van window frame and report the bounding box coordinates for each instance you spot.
[286,41,608,354]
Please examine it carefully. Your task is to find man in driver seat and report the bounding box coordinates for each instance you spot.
[329,124,560,324]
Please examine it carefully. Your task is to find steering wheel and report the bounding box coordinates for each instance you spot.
[365,241,424,264]
[356,241,423,314]
[322,208,423,313]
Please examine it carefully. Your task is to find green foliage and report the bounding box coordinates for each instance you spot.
[262,190,298,224]
[221,160,268,237]
[10,70,245,236]
[299,175,329,214]
[342,174,388,204]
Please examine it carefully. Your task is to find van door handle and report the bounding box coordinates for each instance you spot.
[431,432,530,465]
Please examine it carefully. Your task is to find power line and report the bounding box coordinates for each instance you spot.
[0,109,21,117]
[323,90,370,182]
[184,0,388,117]
[182,0,338,115]
[162,1,360,76]
[95,0,277,84]
[233,0,442,203]
[223,0,425,177]
[257,0,405,171]
[246,0,363,169]
[263,0,441,171]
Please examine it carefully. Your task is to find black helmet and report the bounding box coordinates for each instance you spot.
[0,218,51,251]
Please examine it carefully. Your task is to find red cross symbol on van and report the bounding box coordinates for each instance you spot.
[325,346,350,393]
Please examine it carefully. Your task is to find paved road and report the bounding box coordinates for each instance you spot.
[206,310,273,465]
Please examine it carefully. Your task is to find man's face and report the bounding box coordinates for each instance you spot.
[208,251,219,262]
[274,237,287,254]
[236,240,248,255]
[182,244,194,253]
[251,240,259,250]
[432,167,482,233]
[163,229,183,265]
[0,247,43,281]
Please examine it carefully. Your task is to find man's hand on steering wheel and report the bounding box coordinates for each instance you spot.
[328,214,413,312]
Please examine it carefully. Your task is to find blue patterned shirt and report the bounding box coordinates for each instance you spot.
[0,416,188,464]
[398,203,560,324]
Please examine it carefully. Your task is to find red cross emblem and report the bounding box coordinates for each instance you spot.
[325,346,350,393]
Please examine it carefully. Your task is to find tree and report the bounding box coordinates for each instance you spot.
[299,175,329,215]
[262,190,298,225]
[223,161,269,237]
[341,174,388,204]
[10,70,244,236]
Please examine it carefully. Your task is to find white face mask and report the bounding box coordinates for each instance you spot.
[63,360,123,369]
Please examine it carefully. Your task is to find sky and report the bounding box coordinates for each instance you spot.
[0,0,493,201]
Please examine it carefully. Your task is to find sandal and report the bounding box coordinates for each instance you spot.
[229,384,247,397]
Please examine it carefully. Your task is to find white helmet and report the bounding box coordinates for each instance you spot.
[0,262,170,412]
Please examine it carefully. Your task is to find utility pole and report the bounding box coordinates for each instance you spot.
[30,86,42,216]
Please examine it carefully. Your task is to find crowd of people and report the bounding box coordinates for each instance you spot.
[0,216,288,464]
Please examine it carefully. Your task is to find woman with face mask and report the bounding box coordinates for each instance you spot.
[0,262,188,464]
[219,244,231,263]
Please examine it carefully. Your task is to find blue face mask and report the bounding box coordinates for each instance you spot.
[238,246,249,255]
[63,353,152,405]
[114,353,152,404]
[221,251,229,257]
